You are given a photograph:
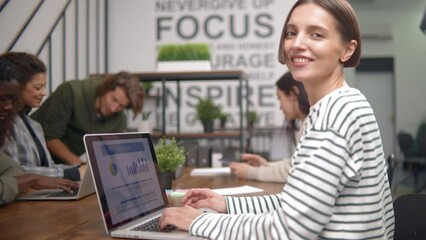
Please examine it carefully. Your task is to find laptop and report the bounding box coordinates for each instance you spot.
[17,164,95,200]
[83,132,204,240]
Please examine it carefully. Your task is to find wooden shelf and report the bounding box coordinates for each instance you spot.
[151,131,241,139]
[134,70,249,153]
[134,70,248,82]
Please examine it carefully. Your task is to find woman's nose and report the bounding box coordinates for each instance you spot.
[292,34,307,49]
[2,101,14,111]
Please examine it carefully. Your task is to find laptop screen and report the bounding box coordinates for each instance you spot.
[85,133,167,229]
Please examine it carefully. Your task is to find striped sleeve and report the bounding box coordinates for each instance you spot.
[226,194,282,214]
[188,87,394,239]
[189,129,350,240]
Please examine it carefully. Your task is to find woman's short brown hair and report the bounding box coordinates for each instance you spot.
[96,71,144,118]
[278,0,362,68]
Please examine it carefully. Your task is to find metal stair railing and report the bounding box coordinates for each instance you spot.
[1,0,109,94]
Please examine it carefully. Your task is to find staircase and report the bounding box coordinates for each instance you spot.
[0,0,109,94]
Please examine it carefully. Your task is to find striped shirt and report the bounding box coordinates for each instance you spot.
[189,86,395,239]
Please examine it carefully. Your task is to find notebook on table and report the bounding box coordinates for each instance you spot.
[17,164,95,200]
[83,132,205,240]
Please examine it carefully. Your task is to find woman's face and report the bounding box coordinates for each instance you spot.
[0,80,20,123]
[282,3,350,84]
[276,88,297,121]
[21,73,47,108]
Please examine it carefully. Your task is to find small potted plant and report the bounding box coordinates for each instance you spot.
[218,111,229,130]
[138,111,152,132]
[195,98,221,133]
[246,110,260,128]
[155,137,187,189]
[157,43,212,72]
[141,81,153,96]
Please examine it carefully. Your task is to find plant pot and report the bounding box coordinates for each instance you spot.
[157,60,211,72]
[159,172,175,190]
[175,165,183,179]
[202,120,214,133]
[138,120,152,132]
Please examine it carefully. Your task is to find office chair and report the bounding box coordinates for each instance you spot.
[387,154,395,187]
[393,193,426,240]
[398,132,414,156]
[397,131,426,192]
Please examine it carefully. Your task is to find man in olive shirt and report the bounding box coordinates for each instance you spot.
[31,72,144,165]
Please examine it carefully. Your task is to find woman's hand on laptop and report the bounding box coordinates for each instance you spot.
[15,174,80,193]
[182,188,227,213]
[159,205,203,231]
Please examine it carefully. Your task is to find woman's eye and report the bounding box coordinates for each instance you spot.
[285,31,296,38]
[312,33,323,38]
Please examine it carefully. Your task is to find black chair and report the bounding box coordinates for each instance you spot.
[393,193,426,240]
[387,154,395,187]
[397,131,426,192]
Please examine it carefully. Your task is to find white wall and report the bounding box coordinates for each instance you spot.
[0,0,68,53]
[353,0,426,136]
[2,0,426,137]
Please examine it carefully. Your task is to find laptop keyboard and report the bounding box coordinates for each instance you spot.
[47,187,79,197]
[131,217,177,232]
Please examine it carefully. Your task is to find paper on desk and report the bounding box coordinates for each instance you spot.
[173,185,264,196]
[190,167,231,176]
[212,185,264,195]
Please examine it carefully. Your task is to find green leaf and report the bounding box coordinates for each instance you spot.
[157,43,211,61]
[155,137,187,173]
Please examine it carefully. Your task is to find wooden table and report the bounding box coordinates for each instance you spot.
[0,168,284,240]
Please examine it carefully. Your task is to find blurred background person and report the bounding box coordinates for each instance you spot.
[1,52,80,181]
[0,57,79,206]
[31,71,144,165]
[230,71,309,182]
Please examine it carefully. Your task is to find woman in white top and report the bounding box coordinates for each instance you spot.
[229,71,309,183]
[159,0,394,239]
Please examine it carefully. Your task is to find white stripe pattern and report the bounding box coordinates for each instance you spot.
[189,86,394,239]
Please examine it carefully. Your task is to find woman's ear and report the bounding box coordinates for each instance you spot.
[340,40,357,63]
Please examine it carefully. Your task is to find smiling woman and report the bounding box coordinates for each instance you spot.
[1,52,80,181]
[158,1,395,239]
[0,57,80,206]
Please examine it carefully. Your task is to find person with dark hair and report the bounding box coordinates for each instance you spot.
[0,57,78,206]
[159,0,394,238]
[1,52,79,181]
[31,71,144,165]
[229,71,309,182]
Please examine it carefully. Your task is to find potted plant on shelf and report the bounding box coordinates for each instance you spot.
[157,43,212,72]
[246,110,260,129]
[141,81,153,96]
[218,111,229,130]
[155,137,187,189]
[195,98,221,133]
[138,111,152,132]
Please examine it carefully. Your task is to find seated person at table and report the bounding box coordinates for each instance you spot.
[31,71,144,165]
[1,52,79,181]
[0,58,79,206]
[159,1,394,238]
[230,71,309,183]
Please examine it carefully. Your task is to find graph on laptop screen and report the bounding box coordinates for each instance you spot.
[92,137,165,225]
